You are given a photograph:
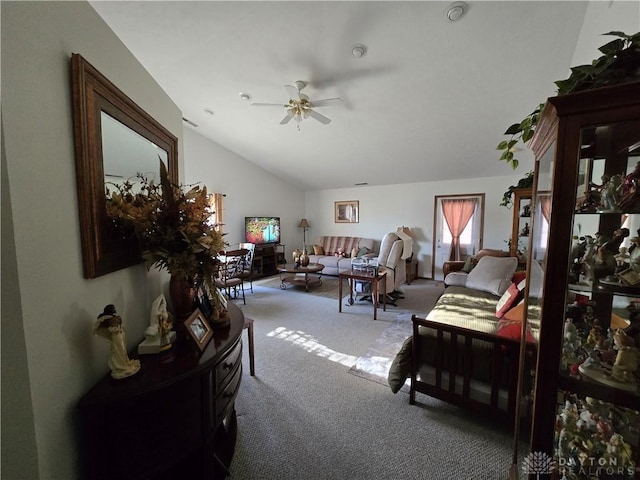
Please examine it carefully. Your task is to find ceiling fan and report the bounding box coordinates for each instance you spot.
[252,80,343,126]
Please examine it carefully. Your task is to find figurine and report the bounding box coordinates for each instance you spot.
[629,237,640,273]
[599,173,623,212]
[594,228,630,279]
[138,295,175,355]
[93,304,141,379]
[611,329,638,383]
[618,161,640,212]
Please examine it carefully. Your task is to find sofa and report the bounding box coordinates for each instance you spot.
[306,236,376,276]
[388,250,541,422]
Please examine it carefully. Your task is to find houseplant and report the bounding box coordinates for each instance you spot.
[497,31,640,169]
[106,160,226,325]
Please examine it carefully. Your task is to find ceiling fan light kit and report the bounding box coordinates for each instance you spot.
[251,79,344,127]
[446,2,467,22]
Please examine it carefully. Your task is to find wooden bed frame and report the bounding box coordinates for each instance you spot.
[410,315,537,424]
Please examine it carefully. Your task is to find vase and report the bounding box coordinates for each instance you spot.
[169,275,196,324]
[300,250,310,267]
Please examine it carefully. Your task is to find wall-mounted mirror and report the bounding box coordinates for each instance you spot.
[71,53,178,278]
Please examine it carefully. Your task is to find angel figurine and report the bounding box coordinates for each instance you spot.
[93,304,141,379]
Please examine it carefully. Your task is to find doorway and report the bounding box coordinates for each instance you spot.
[432,193,485,280]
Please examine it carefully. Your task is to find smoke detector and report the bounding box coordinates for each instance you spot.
[352,44,367,58]
[446,2,467,22]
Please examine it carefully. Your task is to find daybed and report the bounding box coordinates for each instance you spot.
[307,236,376,276]
[388,251,541,423]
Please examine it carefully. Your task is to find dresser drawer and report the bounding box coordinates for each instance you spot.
[215,339,242,391]
[215,362,242,424]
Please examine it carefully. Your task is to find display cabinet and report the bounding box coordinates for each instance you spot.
[510,188,533,265]
[523,81,640,480]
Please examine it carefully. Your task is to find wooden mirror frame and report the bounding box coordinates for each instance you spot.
[71,53,178,278]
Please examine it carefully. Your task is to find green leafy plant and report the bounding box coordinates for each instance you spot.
[501,171,534,208]
[498,31,640,169]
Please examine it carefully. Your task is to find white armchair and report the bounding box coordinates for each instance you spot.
[376,232,406,294]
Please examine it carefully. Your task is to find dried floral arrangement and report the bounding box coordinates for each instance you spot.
[106,160,225,298]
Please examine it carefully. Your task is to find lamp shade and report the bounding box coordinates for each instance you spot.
[299,218,310,228]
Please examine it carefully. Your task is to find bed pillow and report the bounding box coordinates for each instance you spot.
[529,260,544,298]
[495,279,526,318]
[388,336,412,394]
[443,271,468,287]
[466,256,518,296]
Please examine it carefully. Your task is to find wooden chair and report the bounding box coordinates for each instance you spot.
[215,249,247,305]
[239,242,256,293]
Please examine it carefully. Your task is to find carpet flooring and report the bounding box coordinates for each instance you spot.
[257,274,340,300]
[229,277,526,479]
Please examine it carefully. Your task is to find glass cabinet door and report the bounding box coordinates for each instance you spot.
[552,120,640,480]
[521,82,640,480]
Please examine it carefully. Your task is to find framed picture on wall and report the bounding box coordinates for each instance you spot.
[335,200,359,223]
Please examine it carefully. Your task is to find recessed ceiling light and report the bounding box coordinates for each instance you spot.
[352,44,367,58]
[446,2,467,22]
[239,92,252,101]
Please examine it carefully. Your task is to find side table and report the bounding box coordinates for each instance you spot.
[338,268,387,320]
[406,258,418,284]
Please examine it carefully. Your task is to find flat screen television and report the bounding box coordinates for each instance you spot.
[245,217,281,245]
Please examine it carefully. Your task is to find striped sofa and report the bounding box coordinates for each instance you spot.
[307,236,376,276]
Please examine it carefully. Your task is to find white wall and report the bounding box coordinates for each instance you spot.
[570,1,639,68]
[305,172,528,278]
[182,127,305,251]
[1,2,182,478]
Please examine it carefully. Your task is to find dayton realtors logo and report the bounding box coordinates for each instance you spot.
[522,451,636,478]
[522,451,554,479]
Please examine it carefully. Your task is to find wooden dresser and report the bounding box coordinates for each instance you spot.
[78,303,244,480]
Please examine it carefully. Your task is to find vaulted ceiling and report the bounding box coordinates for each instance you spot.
[90,1,588,190]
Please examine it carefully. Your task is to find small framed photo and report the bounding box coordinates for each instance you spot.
[617,268,640,286]
[335,200,359,223]
[184,308,213,352]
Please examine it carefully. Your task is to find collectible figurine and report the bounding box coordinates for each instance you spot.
[611,329,638,384]
[93,304,141,379]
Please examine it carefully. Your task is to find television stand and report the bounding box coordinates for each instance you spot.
[253,244,285,278]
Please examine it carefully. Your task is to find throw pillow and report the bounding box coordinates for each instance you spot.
[503,301,525,321]
[512,270,527,285]
[305,245,315,255]
[461,256,478,273]
[356,246,370,257]
[466,256,518,296]
[388,336,412,394]
[351,247,358,258]
[313,245,325,255]
[496,317,535,343]
[495,279,525,318]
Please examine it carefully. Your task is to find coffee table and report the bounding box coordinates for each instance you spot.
[277,263,325,292]
[339,268,387,320]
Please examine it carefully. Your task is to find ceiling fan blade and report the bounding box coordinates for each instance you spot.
[310,98,344,107]
[279,111,295,125]
[251,102,288,107]
[284,84,300,100]
[306,109,331,125]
